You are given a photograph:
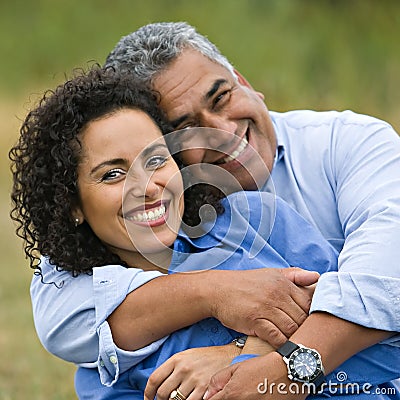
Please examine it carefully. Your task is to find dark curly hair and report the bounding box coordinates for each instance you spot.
[10,65,224,276]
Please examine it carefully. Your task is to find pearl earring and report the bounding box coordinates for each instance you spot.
[75,218,80,227]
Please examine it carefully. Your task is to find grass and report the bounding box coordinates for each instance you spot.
[1,0,400,398]
[0,101,76,398]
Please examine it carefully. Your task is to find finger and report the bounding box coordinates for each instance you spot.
[300,283,317,296]
[282,267,320,287]
[144,362,175,400]
[177,381,197,400]
[289,280,314,314]
[251,298,310,345]
[204,365,238,400]
[252,316,295,348]
[171,387,193,400]
[154,377,185,400]
[186,385,208,400]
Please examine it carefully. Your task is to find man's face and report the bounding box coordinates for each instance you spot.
[153,49,277,191]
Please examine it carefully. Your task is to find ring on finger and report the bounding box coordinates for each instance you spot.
[170,388,187,400]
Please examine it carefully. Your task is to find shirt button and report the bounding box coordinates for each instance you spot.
[109,355,117,364]
[211,326,219,333]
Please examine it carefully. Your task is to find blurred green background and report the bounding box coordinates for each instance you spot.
[1,0,399,398]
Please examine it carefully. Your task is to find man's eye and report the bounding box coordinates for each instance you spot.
[214,90,230,106]
[178,123,196,131]
[101,168,125,182]
[145,155,168,170]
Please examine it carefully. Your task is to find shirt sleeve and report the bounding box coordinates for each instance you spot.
[30,257,98,365]
[310,114,400,336]
[92,266,169,386]
[30,258,168,386]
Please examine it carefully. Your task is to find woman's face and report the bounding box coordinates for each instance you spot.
[75,108,184,267]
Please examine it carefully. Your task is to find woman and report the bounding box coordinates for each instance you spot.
[10,66,398,400]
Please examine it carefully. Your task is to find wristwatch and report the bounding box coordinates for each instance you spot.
[276,341,325,388]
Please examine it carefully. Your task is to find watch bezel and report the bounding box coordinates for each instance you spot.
[287,347,323,383]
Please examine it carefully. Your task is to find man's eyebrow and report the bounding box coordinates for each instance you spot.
[170,114,190,129]
[90,158,127,175]
[205,79,228,100]
[169,79,229,129]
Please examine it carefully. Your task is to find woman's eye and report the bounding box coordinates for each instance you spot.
[101,168,125,182]
[145,155,168,170]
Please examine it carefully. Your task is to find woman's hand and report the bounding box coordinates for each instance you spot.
[144,344,241,400]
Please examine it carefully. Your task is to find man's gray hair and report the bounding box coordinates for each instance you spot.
[105,22,235,85]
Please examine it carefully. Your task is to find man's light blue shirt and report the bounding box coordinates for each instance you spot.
[72,190,399,399]
[30,110,400,397]
[266,110,400,331]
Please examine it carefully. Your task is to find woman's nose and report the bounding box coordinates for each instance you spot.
[126,172,161,199]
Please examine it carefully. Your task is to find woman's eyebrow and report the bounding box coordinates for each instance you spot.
[90,158,127,176]
[140,143,169,158]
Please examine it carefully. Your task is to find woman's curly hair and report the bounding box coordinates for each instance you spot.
[10,65,224,276]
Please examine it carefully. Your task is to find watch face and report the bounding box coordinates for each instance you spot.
[288,348,322,382]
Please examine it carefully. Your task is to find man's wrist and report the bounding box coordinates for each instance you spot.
[263,351,316,398]
[276,340,325,388]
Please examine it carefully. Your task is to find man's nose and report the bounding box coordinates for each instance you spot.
[200,113,237,134]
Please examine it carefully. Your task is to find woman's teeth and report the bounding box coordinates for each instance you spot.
[127,205,166,222]
[221,137,248,163]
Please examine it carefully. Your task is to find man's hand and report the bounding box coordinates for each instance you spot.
[207,268,319,347]
[108,267,319,351]
[205,312,394,400]
[204,353,307,400]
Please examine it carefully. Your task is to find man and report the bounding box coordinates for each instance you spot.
[32,22,400,399]
[104,22,400,398]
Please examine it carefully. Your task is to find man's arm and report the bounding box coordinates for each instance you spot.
[205,312,393,400]
[108,267,319,351]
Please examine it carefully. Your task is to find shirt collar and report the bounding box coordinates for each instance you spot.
[169,227,221,273]
[173,226,219,253]
[271,113,285,166]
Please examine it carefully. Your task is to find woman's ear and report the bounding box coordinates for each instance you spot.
[234,69,265,100]
[72,207,84,227]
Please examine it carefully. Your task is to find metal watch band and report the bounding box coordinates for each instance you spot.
[232,335,248,348]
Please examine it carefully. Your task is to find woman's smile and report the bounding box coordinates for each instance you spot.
[75,108,184,267]
[124,200,169,227]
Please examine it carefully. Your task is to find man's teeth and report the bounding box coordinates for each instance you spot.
[221,137,248,163]
[127,205,166,222]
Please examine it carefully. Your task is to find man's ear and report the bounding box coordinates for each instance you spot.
[234,69,265,100]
